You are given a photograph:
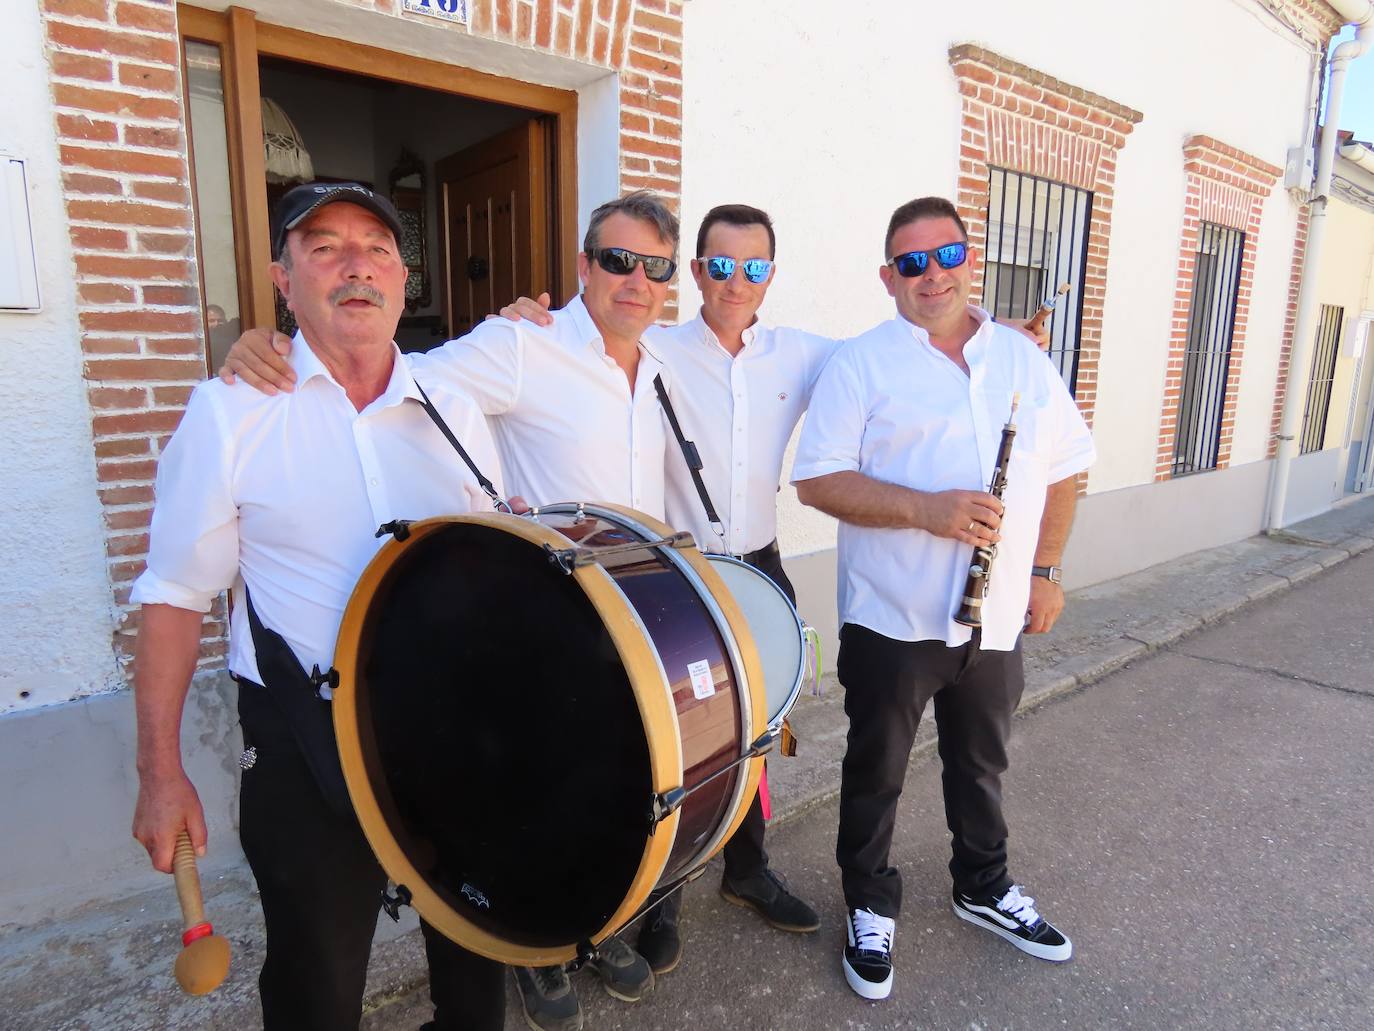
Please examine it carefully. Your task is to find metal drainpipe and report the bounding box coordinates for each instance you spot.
[1265,1,1374,531]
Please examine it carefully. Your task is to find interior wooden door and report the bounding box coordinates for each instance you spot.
[436,119,550,338]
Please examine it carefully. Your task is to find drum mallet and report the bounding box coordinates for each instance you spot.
[171,829,231,995]
[1022,282,1071,342]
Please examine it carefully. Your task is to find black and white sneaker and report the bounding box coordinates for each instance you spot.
[952,884,1072,961]
[842,908,895,1000]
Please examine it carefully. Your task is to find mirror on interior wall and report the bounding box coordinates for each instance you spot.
[390,149,431,313]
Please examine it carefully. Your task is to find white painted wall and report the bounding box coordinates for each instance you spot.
[0,1,123,714]
[679,0,1322,555]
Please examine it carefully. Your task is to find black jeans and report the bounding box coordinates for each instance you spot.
[238,684,505,1030]
[834,624,1025,917]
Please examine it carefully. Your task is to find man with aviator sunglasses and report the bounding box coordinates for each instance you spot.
[793,197,1095,1001]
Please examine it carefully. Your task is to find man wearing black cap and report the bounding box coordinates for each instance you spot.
[130,182,509,1030]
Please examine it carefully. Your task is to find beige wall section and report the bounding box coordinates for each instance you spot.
[1314,189,1374,448]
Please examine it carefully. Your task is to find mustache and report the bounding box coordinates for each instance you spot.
[328,283,386,308]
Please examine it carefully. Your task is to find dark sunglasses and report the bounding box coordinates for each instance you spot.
[887,242,968,278]
[586,246,677,283]
[702,256,774,284]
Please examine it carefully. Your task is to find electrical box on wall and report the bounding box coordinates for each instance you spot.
[1,156,42,312]
[1284,145,1315,194]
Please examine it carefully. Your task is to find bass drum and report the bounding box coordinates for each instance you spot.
[333,503,767,967]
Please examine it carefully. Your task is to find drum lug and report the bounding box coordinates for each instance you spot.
[380,882,412,922]
[375,519,414,542]
[648,787,687,831]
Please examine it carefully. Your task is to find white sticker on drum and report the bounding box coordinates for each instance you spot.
[687,659,716,700]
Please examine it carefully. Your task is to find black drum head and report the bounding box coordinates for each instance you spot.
[356,521,652,948]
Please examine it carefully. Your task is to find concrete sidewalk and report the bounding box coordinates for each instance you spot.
[3,496,1372,1030]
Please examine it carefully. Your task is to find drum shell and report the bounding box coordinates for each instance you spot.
[332,506,767,966]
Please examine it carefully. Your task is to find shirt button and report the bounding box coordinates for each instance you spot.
[370,478,378,486]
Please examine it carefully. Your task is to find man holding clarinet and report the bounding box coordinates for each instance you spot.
[792,196,1096,1001]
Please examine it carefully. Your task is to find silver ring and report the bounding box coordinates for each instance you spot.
[967,521,976,532]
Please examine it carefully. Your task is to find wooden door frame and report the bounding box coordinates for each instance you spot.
[176,4,579,335]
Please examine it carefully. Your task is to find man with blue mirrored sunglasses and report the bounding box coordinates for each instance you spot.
[794,197,1095,1002]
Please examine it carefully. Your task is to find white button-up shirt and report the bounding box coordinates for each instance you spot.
[653,314,838,555]
[792,309,1095,651]
[412,295,669,517]
[131,334,503,684]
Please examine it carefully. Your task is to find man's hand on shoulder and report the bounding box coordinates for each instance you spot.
[1024,574,1064,634]
[132,767,207,874]
[218,329,297,394]
[486,292,553,327]
[1008,317,1051,351]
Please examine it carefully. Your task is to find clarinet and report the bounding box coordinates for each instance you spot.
[953,394,1019,628]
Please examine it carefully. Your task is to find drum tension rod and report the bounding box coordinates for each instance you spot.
[380,883,412,922]
[543,532,696,575]
[648,728,780,831]
[375,519,414,542]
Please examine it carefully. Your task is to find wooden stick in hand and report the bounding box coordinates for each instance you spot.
[172,829,231,995]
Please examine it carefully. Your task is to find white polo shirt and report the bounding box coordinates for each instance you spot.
[653,314,838,555]
[792,308,1095,651]
[131,334,503,685]
[412,295,669,517]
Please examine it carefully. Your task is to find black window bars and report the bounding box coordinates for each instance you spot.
[984,167,1093,395]
[1171,221,1245,476]
[1300,304,1345,455]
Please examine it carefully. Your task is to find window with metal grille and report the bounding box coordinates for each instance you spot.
[1300,305,1344,454]
[1171,221,1245,476]
[984,168,1093,394]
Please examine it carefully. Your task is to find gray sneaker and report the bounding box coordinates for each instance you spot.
[513,965,582,1031]
[587,934,655,1001]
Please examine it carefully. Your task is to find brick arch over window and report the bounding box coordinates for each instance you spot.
[1153,135,1281,480]
[948,44,1142,440]
[39,0,684,671]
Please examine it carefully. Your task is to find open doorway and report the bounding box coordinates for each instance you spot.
[179,8,577,373]
[256,59,553,353]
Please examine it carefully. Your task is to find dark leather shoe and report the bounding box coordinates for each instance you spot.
[720,868,820,932]
[636,890,683,974]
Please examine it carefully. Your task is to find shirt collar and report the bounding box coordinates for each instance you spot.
[688,310,764,355]
[896,304,995,362]
[567,293,668,366]
[292,331,421,411]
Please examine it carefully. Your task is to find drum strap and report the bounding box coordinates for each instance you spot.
[240,585,352,815]
[653,374,726,549]
[413,381,507,511]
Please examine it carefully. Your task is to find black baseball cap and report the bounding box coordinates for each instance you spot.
[271,181,405,260]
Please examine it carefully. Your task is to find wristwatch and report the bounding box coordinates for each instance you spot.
[1031,564,1063,584]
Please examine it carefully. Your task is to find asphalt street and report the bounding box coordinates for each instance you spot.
[369,549,1374,1030]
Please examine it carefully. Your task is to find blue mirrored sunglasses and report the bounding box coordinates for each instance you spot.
[704,256,774,284]
[887,242,968,278]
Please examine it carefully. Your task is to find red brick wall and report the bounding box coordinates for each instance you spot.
[1153,135,1281,480]
[948,44,1143,444]
[40,0,683,673]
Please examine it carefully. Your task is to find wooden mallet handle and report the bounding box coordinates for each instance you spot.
[172,829,231,995]
[1023,282,1072,337]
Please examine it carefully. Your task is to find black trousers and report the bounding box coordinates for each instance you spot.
[238,684,505,1030]
[834,623,1025,917]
